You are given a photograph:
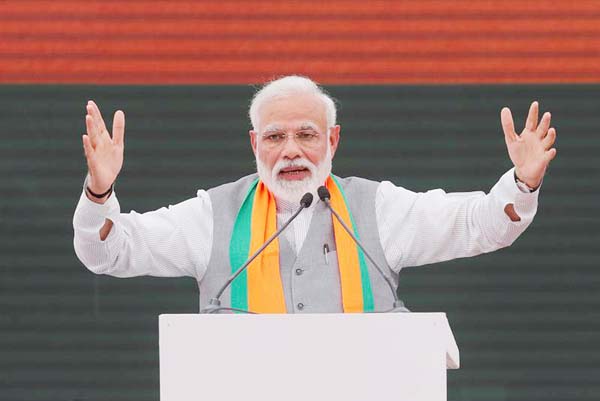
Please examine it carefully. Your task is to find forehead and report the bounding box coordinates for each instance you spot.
[258,93,327,132]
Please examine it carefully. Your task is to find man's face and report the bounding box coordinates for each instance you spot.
[250,93,340,202]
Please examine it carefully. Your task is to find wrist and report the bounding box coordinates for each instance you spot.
[87,184,113,198]
[85,185,113,204]
[513,171,539,192]
[84,175,114,204]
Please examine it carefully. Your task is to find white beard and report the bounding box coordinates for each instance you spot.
[256,146,332,204]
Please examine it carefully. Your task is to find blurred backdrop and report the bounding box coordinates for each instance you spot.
[1,2,599,401]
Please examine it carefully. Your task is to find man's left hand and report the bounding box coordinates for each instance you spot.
[501,101,558,189]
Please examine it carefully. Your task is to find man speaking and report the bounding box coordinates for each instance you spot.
[73,76,557,313]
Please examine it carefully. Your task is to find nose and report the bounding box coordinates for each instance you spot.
[280,134,303,159]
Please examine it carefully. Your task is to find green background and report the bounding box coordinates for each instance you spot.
[1,85,599,401]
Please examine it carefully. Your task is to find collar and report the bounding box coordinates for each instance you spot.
[275,192,319,213]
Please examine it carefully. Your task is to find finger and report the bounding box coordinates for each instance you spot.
[82,134,95,161]
[86,104,99,133]
[544,148,557,163]
[112,110,125,145]
[536,112,551,138]
[501,107,518,142]
[85,114,100,145]
[525,101,539,131]
[542,128,557,149]
[88,100,108,133]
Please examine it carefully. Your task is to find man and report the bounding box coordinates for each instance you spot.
[73,76,557,313]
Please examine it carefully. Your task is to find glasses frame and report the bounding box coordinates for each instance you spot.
[259,127,327,149]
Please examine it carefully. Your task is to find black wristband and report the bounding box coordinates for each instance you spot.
[86,184,113,199]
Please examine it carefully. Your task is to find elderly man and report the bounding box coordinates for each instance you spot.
[73,76,557,313]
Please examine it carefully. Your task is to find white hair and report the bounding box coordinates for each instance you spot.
[249,75,336,132]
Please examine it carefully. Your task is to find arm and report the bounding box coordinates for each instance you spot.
[378,101,557,271]
[377,168,538,271]
[73,101,212,278]
[73,185,213,278]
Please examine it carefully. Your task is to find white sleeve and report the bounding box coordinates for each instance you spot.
[376,168,539,272]
[73,185,213,279]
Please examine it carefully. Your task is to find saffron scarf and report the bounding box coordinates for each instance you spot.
[229,176,374,313]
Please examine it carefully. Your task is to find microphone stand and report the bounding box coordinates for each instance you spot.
[318,187,409,313]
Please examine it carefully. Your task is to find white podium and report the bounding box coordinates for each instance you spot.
[159,313,459,401]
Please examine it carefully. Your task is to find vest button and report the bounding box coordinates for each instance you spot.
[295,268,303,276]
[297,303,304,310]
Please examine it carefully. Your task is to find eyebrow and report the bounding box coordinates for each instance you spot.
[262,122,320,134]
[262,124,283,134]
[298,123,319,132]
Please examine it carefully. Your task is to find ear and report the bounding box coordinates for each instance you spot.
[249,130,258,156]
[329,125,341,158]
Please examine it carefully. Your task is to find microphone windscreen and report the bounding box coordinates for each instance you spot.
[300,192,314,208]
[317,186,330,201]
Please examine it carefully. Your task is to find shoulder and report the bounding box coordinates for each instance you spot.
[207,173,258,213]
[334,175,380,195]
[332,176,381,219]
[207,174,257,196]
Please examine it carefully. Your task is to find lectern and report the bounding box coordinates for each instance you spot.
[159,313,459,401]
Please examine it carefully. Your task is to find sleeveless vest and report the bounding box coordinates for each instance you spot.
[200,174,398,313]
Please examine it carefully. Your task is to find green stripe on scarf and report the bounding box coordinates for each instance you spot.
[229,179,258,311]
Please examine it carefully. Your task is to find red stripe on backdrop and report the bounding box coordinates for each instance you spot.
[1,0,599,84]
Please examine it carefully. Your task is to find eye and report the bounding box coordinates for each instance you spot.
[296,130,318,141]
[264,133,286,142]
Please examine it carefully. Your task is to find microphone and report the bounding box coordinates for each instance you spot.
[201,192,314,314]
[318,186,409,313]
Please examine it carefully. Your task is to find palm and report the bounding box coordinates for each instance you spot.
[82,101,126,194]
[501,101,557,188]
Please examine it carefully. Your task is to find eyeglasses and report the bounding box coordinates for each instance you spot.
[260,129,323,149]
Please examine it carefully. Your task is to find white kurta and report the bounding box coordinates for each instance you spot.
[73,168,538,278]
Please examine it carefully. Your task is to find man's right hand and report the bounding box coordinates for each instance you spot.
[82,101,125,204]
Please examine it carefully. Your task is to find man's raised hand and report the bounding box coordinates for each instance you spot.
[501,101,557,189]
[82,101,125,198]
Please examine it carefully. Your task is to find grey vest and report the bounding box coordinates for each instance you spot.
[200,174,398,313]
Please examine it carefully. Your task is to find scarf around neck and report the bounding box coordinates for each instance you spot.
[229,176,374,313]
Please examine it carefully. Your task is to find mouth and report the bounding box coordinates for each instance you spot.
[278,166,311,181]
